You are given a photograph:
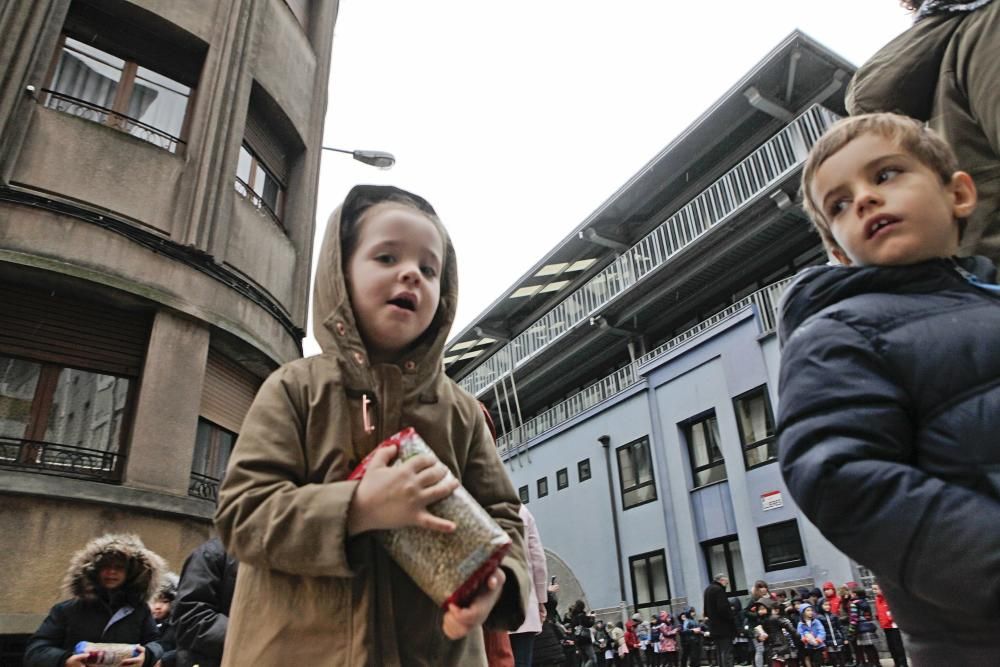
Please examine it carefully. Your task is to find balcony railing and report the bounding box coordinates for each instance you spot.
[462,104,837,399]
[42,89,185,154]
[188,471,221,501]
[495,277,792,454]
[234,177,284,230]
[0,436,122,482]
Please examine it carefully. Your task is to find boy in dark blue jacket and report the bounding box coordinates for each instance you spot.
[777,112,1000,665]
[25,534,166,667]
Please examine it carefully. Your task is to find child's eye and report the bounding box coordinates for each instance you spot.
[375,254,396,264]
[827,199,849,217]
[420,265,438,278]
[876,167,901,184]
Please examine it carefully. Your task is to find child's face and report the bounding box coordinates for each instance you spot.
[346,203,444,363]
[811,132,976,267]
[150,598,171,621]
[821,601,831,613]
[804,608,814,621]
[98,559,127,590]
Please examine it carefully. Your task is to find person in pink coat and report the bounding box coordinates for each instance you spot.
[509,505,548,667]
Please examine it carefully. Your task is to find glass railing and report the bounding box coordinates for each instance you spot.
[462,104,837,399]
[496,277,793,454]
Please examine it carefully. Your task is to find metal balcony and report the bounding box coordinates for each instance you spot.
[461,104,837,400]
[496,277,792,457]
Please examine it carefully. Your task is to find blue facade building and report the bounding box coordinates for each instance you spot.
[446,32,873,619]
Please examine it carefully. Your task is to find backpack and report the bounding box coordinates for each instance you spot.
[650,623,661,643]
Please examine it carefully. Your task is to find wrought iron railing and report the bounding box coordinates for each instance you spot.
[234,177,283,229]
[0,436,122,482]
[41,89,185,154]
[188,471,221,501]
[496,277,793,454]
[462,104,837,399]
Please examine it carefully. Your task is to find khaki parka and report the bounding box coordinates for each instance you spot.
[214,186,529,666]
[846,2,1000,264]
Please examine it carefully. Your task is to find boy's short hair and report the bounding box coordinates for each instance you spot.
[801,112,960,251]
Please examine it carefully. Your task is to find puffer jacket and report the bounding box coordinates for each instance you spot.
[214,185,529,666]
[846,0,1000,264]
[777,256,1000,661]
[24,534,166,667]
[172,538,237,667]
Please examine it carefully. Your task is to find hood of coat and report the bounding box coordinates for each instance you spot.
[63,533,167,605]
[312,185,458,396]
[798,603,815,617]
[778,256,996,345]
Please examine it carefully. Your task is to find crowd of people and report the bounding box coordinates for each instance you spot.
[23,534,236,667]
[530,578,908,667]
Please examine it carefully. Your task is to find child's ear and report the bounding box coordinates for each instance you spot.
[826,243,852,266]
[948,170,977,220]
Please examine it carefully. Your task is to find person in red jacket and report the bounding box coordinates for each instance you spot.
[821,581,841,616]
[872,583,908,667]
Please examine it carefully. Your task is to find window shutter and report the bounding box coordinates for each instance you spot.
[0,283,151,377]
[199,350,261,434]
[244,107,289,184]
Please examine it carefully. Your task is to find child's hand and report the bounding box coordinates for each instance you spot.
[120,646,146,666]
[442,568,506,640]
[348,444,460,535]
[63,654,88,667]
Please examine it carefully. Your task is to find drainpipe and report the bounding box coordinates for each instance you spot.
[600,434,628,623]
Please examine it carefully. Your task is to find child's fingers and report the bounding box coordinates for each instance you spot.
[419,469,460,504]
[412,460,451,488]
[415,510,456,533]
[367,444,398,469]
[402,452,438,474]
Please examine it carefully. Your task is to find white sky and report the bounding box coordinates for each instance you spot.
[305,1,913,356]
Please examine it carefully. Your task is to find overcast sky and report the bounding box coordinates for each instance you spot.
[306,1,914,356]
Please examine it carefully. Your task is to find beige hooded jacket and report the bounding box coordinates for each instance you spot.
[214,186,528,666]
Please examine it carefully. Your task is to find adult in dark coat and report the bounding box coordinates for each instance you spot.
[846,0,1000,264]
[778,257,1000,664]
[703,574,735,667]
[532,595,566,666]
[24,533,167,667]
[172,537,238,667]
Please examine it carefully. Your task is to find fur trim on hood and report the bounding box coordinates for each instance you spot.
[62,533,167,605]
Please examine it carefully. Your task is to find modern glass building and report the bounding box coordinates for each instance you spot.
[446,32,869,619]
[0,0,338,658]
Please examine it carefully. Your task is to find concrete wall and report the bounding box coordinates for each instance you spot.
[226,194,298,308]
[251,0,317,139]
[0,205,299,363]
[128,0,217,42]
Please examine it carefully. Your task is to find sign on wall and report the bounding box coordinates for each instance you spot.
[761,490,783,511]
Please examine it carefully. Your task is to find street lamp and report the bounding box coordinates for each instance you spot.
[321,146,395,169]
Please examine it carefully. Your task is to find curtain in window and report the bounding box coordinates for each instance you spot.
[48,39,122,119]
[736,391,772,445]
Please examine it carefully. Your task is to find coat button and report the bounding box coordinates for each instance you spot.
[335,322,346,335]
[353,351,365,365]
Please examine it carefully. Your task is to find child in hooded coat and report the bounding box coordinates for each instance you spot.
[656,611,679,666]
[214,185,530,666]
[816,599,847,667]
[25,533,167,667]
[794,604,825,667]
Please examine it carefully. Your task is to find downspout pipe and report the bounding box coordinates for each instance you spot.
[600,434,628,619]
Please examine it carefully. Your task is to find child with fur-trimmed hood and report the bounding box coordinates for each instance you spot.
[25,533,167,667]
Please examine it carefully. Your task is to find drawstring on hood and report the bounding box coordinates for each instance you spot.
[312,185,459,402]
